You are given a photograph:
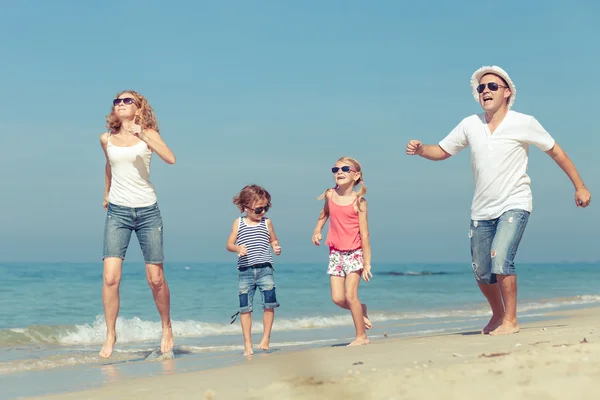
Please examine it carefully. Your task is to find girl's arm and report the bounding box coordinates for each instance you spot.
[226,219,247,256]
[100,133,112,210]
[357,198,372,282]
[138,129,177,165]
[266,219,281,255]
[312,190,331,246]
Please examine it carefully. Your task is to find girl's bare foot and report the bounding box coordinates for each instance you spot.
[99,333,117,359]
[348,337,370,346]
[160,323,174,354]
[244,341,254,356]
[259,338,270,351]
[362,304,372,330]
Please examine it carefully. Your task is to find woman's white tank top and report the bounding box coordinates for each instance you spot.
[106,133,157,208]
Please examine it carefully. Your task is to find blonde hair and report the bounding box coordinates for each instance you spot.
[106,90,159,134]
[233,184,272,213]
[318,156,367,210]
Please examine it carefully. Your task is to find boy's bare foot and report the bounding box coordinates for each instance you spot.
[244,341,254,356]
[348,337,370,346]
[481,314,504,334]
[362,304,372,330]
[489,321,520,336]
[259,338,270,351]
[99,333,117,359]
[161,323,174,354]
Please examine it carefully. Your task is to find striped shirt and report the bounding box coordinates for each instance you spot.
[236,217,273,268]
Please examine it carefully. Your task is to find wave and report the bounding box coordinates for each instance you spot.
[2,294,600,348]
[380,271,459,276]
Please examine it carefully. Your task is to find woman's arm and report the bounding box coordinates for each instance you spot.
[100,133,112,210]
[137,128,176,165]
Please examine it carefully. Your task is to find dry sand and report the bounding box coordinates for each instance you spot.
[30,307,600,400]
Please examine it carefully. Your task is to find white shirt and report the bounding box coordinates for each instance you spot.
[107,135,157,208]
[439,110,555,220]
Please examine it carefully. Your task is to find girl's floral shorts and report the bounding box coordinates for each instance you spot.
[327,248,364,277]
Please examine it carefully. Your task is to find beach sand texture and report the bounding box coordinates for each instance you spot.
[28,307,600,400]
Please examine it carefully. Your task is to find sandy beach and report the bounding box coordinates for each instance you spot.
[26,306,600,400]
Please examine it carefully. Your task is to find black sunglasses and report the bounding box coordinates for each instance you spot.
[331,166,355,173]
[113,97,135,106]
[476,82,508,93]
[249,205,270,214]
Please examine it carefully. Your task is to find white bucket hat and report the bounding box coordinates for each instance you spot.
[470,65,516,109]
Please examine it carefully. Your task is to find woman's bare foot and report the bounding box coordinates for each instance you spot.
[481,314,504,334]
[362,304,372,330]
[490,321,520,336]
[99,333,117,359]
[160,323,174,354]
[259,338,270,351]
[348,336,370,346]
[244,340,254,356]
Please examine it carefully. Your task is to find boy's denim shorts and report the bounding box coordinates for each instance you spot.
[103,202,164,264]
[469,209,530,284]
[238,263,279,313]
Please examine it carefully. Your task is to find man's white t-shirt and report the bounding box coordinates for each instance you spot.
[439,110,555,220]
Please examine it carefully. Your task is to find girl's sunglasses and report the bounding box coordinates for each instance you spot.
[113,97,135,106]
[331,166,355,173]
[476,82,507,93]
[249,205,270,214]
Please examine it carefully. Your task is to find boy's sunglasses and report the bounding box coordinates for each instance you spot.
[476,82,507,93]
[331,166,355,173]
[249,205,270,214]
[113,97,136,106]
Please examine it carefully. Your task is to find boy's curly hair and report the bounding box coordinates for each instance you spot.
[233,184,272,212]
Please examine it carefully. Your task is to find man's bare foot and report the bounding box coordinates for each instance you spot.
[490,321,520,336]
[244,341,254,356]
[362,304,372,330]
[160,323,174,354]
[481,315,504,334]
[348,337,370,346]
[99,333,117,359]
[259,338,270,351]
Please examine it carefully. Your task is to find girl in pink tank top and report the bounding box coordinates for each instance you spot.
[312,156,373,346]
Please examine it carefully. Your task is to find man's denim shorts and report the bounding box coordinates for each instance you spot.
[469,209,530,284]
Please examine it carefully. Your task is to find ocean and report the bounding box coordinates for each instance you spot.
[1,261,599,399]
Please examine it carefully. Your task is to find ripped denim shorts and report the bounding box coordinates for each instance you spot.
[238,263,279,313]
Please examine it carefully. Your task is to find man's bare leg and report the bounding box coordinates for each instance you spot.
[490,274,519,335]
[146,263,174,353]
[259,309,274,351]
[478,281,505,334]
[100,257,123,358]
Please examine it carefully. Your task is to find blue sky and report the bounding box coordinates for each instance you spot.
[1,0,598,263]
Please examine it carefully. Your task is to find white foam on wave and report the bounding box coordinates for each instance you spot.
[3,294,600,347]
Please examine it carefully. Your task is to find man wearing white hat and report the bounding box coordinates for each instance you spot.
[405,66,591,335]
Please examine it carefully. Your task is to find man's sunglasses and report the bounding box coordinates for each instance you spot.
[249,205,270,214]
[331,166,356,173]
[476,82,508,93]
[113,97,136,106]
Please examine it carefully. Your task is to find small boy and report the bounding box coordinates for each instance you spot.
[226,184,281,355]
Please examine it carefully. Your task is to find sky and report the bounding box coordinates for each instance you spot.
[0,0,598,264]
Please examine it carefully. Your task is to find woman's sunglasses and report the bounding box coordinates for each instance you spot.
[113,97,136,106]
[249,205,270,214]
[331,166,356,173]
[476,82,508,93]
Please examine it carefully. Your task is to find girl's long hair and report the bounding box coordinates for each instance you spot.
[106,90,159,134]
[318,156,367,210]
